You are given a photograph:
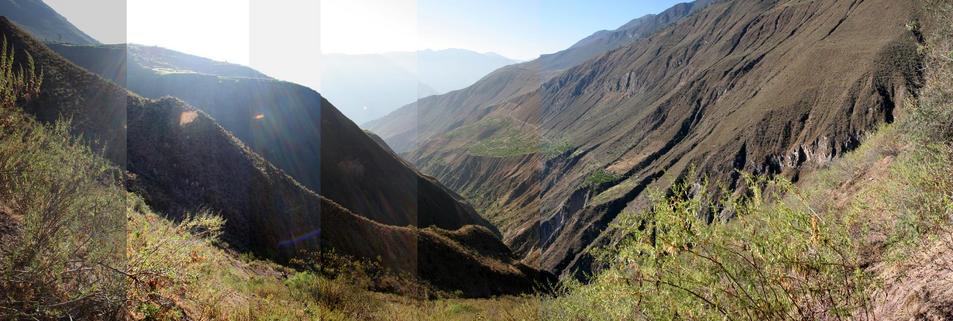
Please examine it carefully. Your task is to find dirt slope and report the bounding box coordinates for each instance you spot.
[402,0,923,276]
[0,17,552,297]
[49,43,496,235]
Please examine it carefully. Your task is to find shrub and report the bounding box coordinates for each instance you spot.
[0,38,127,320]
[876,0,953,264]
[0,36,42,108]
[541,138,573,158]
[0,114,127,320]
[546,174,873,321]
[904,0,953,143]
[585,168,621,188]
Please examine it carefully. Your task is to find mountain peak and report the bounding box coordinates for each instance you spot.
[0,0,98,45]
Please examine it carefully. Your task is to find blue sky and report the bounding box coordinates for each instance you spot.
[46,0,689,62]
[415,0,689,60]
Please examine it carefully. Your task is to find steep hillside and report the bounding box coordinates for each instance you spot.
[321,49,517,124]
[544,3,953,316]
[399,0,923,276]
[0,0,96,45]
[540,0,713,72]
[0,17,552,297]
[365,0,711,153]
[125,97,552,295]
[49,43,496,235]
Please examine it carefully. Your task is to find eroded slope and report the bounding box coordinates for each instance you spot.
[409,0,923,276]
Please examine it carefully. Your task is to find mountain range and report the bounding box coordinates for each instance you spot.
[367,0,922,278]
[365,0,714,154]
[319,49,518,124]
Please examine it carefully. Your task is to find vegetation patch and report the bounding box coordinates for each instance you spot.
[541,138,574,158]
[591,176,638,205]
[467,134,541,157]
[552,173,879,320]
[584,168,622,188]
[377,295,541,321]
[0,40,127,319]
[468,135,573,158]
[445,117,574,158]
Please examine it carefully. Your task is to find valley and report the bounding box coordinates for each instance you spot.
[0,0,952,320]
[372,0,925,278]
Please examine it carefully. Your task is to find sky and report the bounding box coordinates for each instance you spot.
[45,0,689,63]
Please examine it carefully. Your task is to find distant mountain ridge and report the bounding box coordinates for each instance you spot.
[379,49,518,93]
[0,0,97,45]
[319,49,518,124]
[549,0,714,72]
[365,0,712,153]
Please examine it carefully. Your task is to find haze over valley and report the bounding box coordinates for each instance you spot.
[319,49,518,124]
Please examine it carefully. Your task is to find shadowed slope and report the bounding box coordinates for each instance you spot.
[49,43,497,235]
[0,17,552,297]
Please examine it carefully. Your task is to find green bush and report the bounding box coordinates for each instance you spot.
[546,174,872,321]
[283,270,378,320]
[0,36,42,108]
[905,0,953,144]
[585,168,621,187]
[0,40,126,319]
[541,138,573,158]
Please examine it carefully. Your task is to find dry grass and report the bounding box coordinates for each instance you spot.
[377,294,541,321]
[125,194,368,321]
[125,202,545,321]
[0,39,126,320]
[120,173,543,321]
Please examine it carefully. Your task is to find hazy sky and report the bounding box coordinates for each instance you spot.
[45,0,687,63]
